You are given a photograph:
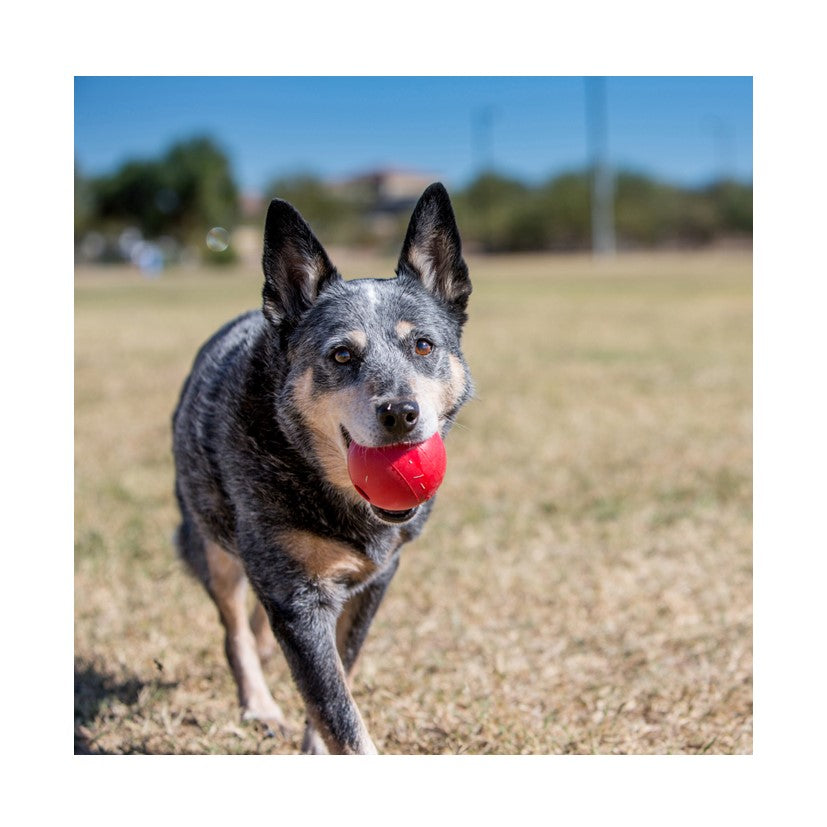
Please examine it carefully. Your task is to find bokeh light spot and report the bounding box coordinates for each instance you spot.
[206,227,230,252]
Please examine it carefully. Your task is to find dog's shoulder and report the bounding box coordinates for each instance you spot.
[189,308,265,389]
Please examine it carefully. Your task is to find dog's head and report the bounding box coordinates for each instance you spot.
[261,183,473,522]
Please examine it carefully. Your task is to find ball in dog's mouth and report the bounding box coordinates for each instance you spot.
[346,432,447,518]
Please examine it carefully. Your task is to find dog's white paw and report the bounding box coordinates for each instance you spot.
[242,703,292,738]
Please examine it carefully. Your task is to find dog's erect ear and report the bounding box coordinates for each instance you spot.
[397,183,471,321]
[261,199,341,326]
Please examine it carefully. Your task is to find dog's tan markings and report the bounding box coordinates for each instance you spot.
[408,355,466,425]
[446,354,467,409]
[407,231,467,302]
[344,329,367,350]
[291,368,363,499]
[410,372,444,417]
[396,320,414,339]
[408,247,436,294]
[279,530,376,583]
[204,541,289,731]
[293,366,316,406]
[305,254,328,292]
[250,599,278,661]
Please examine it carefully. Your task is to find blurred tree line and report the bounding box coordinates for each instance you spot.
[261,170,752,253]
[75,136,752,265]
[452,171,752,251]
[75,136,239,265]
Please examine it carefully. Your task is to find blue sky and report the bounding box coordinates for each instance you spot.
[74,77,752,193]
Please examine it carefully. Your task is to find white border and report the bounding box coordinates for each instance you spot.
[5,1,825,822]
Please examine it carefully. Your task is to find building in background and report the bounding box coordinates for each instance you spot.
[333,168,439,214]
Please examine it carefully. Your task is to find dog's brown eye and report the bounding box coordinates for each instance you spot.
[333,347,351,364]
[415,339,433,356]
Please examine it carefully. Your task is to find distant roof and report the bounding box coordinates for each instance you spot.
[336,167,440,186]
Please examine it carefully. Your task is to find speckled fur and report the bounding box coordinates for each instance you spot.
[172,183,472,754]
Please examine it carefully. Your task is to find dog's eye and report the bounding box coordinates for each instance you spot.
[415,339,433,356]
[332,347,352,364]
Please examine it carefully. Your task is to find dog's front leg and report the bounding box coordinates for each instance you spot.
[263,595,377,755]
[337,555,400,676]
[302,555,400,753]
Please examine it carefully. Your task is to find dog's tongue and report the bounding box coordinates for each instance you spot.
[347,432,447,511]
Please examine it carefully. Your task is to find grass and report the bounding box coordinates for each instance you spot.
[74,248,752,754]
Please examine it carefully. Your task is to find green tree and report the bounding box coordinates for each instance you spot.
[613,172,721,245]
[163,137,239,244]
[93,158,168,237]
[706,179,753,235]
[263,174,351,240]
[536,172,591,249]
[74,162,95,240]
[454,171,532,251]
[90,136,239,256]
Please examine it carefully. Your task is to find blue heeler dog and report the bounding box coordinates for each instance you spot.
[172,183,472,754]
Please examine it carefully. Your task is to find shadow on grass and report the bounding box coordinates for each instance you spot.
[74,657,178,754]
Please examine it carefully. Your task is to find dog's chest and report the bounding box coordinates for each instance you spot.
[276,528,401,590]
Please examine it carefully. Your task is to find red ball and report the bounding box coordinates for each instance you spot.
[347,432,447,511]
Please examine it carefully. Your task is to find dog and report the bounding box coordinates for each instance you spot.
[172,183,473,754]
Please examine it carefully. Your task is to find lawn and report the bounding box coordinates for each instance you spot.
[74,248,752,754]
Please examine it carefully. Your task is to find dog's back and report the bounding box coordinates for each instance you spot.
[173,309,264,555]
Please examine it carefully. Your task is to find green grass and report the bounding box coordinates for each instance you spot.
[74,249,752,754]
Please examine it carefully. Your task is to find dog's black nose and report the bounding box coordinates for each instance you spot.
[376,399,419,438]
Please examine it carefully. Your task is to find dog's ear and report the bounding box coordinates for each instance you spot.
[397,183,471,321]
[261,199,341,327]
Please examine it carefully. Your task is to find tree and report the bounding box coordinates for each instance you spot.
[90,136,239,251]
[163,137,239,244]
[454,171,532,251]
[93,158,169,237]
[706,180,752,235]
[74,162,95,240]
[536,172,591,249]
[263,174,351,239]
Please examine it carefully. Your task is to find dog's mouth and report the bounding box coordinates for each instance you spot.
[369,504,418,523]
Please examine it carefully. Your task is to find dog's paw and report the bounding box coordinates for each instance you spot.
[300,725,329,755]
[241,704,293,738]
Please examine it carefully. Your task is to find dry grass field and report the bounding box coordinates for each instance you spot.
[74,248,752,755]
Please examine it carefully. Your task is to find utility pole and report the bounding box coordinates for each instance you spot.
[707,116,736,182]
[584,77,616,256]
